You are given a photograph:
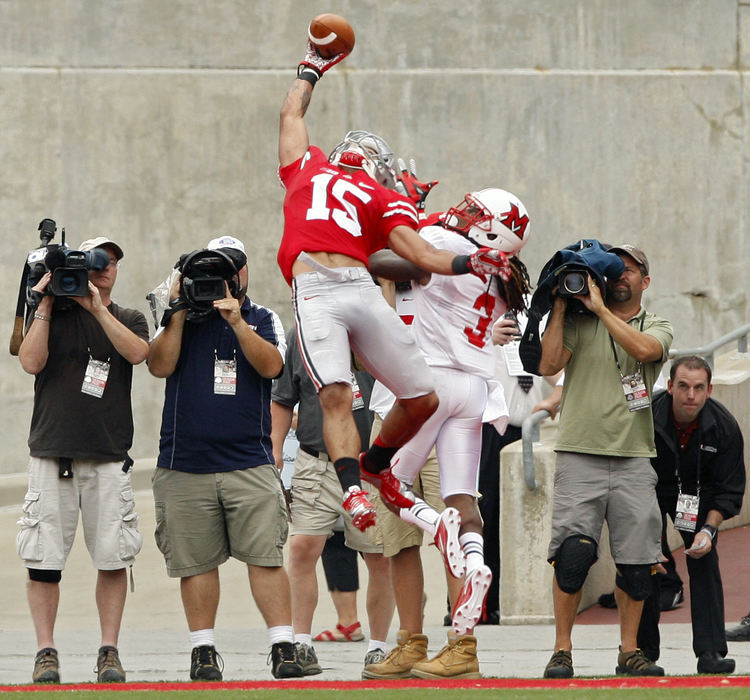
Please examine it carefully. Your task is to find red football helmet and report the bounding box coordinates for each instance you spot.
[444,188,531,254]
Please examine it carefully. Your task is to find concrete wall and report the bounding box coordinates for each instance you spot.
[1,0,749,473]
[498,349,750,623]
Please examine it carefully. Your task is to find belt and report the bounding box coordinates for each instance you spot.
[300,444,330,462]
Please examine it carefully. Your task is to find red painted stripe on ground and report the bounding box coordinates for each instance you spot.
[2,676,749,692]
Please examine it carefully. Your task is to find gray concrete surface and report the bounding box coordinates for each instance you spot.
[2,481,750,685]
[3,0,750,474]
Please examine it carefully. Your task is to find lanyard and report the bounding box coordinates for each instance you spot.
[608,314,645,380]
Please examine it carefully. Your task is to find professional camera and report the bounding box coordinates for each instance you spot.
[25,219,110,300]
[177,248,242,312]
[557,266,590,297]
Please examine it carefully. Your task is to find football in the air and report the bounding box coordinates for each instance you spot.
[308,13,355,59]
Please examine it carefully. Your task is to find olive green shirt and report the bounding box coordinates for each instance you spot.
[555,307,673,457]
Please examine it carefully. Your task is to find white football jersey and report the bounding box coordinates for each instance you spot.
[412,226,507,379]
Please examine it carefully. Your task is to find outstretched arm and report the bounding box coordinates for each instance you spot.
[279,79,313,168]
[278,42,347,168]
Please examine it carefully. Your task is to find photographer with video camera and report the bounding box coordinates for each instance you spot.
[537,243,673,679]
[148,236,303,680]
[17,233,149,684]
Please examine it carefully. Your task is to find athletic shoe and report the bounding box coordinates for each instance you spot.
[95,646,125,682]
[544,649,574,678]
[294,642,322,676]
[342,486,376,532]
[615,647,664,676]
[190,645,224,681]
[269,641,303,678]
[32,647,60,684]
[697,652,735,674]
[361,629,428,679]
[451,565,492,636]
[359,455,416,512]
[726,612,750,641]
[363,648,386,667]
[411,632,480,679]
[434,507,465,578]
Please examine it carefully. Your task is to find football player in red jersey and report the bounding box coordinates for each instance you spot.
[278,42,511,532]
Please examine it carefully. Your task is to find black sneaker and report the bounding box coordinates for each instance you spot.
[616,647,664,676]
[33,647,60,683]
[190,645,224,681]
[269,641,303,679]
[726,612,750,641]
[697,651,735,674]
[544,649,574,678]
[95,646,125,682]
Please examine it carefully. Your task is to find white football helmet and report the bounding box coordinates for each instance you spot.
[444,188,531,254]
[328,130,397,189]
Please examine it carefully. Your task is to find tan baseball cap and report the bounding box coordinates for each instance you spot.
[608,244,649,275]
[79,236,124,260]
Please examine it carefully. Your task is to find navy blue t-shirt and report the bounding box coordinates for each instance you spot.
[156,297,286,473]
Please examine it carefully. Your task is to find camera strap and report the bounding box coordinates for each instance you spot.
[160,298,190,327]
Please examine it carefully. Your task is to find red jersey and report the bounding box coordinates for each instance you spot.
[277,146,419,285]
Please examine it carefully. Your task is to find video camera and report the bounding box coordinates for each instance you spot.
[177,248,243,310]
[25,219,110,300]
[557,266,590,297]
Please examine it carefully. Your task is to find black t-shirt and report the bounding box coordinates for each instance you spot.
[28,301,149,461]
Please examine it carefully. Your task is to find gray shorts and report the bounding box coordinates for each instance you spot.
[547,451,661,565]
[152,464,288,577]
[289,448,379,554]
[16,457,142,571]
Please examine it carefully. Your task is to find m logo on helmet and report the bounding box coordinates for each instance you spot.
[500,204,529,240]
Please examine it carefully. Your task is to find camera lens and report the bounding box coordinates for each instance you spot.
[57,273,79,294]
[563,272,586,295]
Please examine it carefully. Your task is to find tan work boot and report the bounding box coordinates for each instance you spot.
[411,632,481,679]
[361,629,428,679]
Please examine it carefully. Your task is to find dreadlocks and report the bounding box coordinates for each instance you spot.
[498,256,531,314]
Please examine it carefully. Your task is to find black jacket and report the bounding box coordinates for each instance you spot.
[651,390,746,522]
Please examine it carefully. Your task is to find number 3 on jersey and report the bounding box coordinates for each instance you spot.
[464,292,496,348]
[306,173,372,237]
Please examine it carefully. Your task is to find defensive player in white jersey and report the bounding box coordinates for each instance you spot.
[278,41,512,532]
[368,188,532,678]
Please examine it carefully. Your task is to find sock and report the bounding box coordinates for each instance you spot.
[334,458,361,492]
[189,628,215,648]
[294,632,312,646]
[398,497,439,535]
[459,531,485,572]
[368,639,386,652]
[364,439,398,473]
[269,625,294,645]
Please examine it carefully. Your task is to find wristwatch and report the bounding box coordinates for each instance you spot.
[700,524,717,540]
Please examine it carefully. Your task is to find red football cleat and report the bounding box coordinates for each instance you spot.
[359,454,416,513]
[342,486,376,531]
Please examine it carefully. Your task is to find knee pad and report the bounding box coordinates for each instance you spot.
[615,563,653,601]
[554,535,597,594]
[28,568,62,584]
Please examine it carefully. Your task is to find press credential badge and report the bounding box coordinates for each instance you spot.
[81,358,110,398]
[674,491,700,532]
